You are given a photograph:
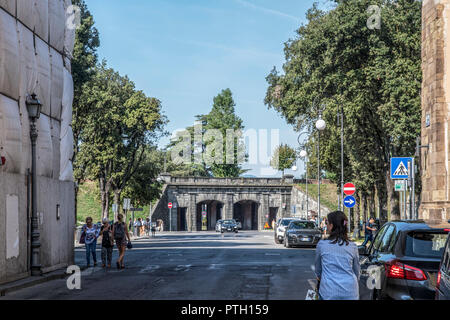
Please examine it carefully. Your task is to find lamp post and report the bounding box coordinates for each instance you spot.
[26,93,42,276]
[315,105,326,224]
[297,131,309,219]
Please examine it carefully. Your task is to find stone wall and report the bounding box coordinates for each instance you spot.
[420,0,450,223]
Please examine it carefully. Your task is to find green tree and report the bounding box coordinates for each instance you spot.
[71,0,100,219]
[78,62,167,218]
[270,144,297,176]
[265,0,422,223]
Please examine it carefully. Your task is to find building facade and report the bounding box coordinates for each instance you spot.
[420,0,450,223]
[0,0,75,284]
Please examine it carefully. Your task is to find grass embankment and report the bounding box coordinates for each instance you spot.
[77,181,151,226]
[296,183,339,212]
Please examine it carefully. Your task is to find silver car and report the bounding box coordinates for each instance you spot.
[215,219,223,232]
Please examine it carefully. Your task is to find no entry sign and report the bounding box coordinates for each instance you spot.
[343,183,356,196]
[168,202,173,209]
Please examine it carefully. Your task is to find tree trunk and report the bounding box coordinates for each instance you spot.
[113,189,121,221]
[369,193,376,219]
[99,177,111,220]
[387,171,400,221]
[362,193,368,223]
[355,193,361,229]
[378,179,389,225]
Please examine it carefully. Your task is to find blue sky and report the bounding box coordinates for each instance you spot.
[86,0,326,177]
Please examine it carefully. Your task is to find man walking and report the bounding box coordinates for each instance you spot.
[362,218,377,247]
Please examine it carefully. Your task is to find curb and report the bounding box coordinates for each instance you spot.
[0,270,68,297]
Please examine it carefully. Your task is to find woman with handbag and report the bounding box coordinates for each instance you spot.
[81,217,100,268]
[314,211,360,300]
[100,218,114,268]
[112,213,131,269]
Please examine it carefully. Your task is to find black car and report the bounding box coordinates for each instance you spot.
[358,220,450,300]
[221,219,238,233]
[283,220,322,248]
[436,221,450,300]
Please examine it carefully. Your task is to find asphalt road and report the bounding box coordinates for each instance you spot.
[1,231,318,300]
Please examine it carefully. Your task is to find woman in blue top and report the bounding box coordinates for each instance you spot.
[315,211,360,300]
[82,217,100,267]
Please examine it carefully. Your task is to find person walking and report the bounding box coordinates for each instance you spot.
[151,222,156,237]
[320,218,327,239]
[112,213,131,269]
[81,217,100,268]
[315,211,360,300]
[128,218,133,232]
[362,218,377,247]
[100,218,114,268]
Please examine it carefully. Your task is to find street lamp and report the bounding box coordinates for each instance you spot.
[315,105,326,224]
[297,131,309,219]
[26,93,42,276]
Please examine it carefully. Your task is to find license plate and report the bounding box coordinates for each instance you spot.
[301,237,310,241]
[227,228,231,231]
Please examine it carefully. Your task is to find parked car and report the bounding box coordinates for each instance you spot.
[220,219,238,233]
[283,220,322,248]
[235,219,243,230]
[436,220,450,300]
[358,220,450,300]
[274,218,299,244]
[215,220,223,232]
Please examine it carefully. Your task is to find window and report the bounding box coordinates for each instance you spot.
[289,221,316,230]
[442,238,450,274]
[379,225,396,253]
[405,232,448,259]
[370,225,388,255]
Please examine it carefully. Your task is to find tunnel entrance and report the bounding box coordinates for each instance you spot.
[233,200,259,230]
[196,200,223,231]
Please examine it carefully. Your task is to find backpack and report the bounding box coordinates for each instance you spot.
[114,222,125,241]
[102,226,113,247]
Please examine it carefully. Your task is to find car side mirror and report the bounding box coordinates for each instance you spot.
[358,245,369,256]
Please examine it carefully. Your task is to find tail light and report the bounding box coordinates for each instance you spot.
[385,261,427,281]
[444,229,450,232]
[437,271,442,289]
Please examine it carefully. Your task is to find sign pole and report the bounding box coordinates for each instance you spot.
[170,207,172,232]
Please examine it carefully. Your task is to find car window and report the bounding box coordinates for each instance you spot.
[441,237,450,274]
[379,225,395,253]
[281,219,293,226]
[370,225,389,255]
[405,231,448,259]
[289,221,316,230]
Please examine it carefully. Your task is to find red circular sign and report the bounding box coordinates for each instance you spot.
[168,202,173,209]
[343,183,356,196]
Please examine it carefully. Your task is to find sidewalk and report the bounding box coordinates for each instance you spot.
[0,269,68,297]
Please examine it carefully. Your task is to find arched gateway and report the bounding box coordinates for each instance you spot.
[151,174,296,232]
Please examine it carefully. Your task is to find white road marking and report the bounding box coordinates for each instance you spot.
[265,253,280,256]
[174,264,192,272]
[208,264,225,270]
[139,265,160,273]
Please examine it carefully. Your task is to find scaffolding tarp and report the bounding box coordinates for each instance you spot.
[59,126,73,182]
[0,94,22,174]
[36,114,53,178]
[18,23,38,100]
[50,48,63,120]
[0,9,20,100]
[61,68,73,138]
[17,0,49,42]
[35,37,51,117]
[63,0,75,57]
[49,0,65,52]
[0,0,16,16]
[51,118,60,179]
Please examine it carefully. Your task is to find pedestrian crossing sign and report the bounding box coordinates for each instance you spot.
[390,157,413,179]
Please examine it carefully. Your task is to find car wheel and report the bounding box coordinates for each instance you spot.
[284,238,290,248]
[274,234,281,244]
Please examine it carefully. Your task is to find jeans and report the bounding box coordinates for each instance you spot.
[101,246,113,266]
[362,234,373,247]
[85,242,97,266]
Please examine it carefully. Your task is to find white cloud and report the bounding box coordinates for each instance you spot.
[235,0,301,22]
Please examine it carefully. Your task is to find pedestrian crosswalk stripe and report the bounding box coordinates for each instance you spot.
[393,161,408,176]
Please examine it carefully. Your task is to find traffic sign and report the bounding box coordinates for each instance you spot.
[391,157,413,179]
[343,196,356,208]
[343,183,356,196]
[395,181,405,192]
[112,204,118,213]
[123,198,131,210]
[202,211,207,217]
[168,202,173,209]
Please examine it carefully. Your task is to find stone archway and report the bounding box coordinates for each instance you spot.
[196,200,224,231]
[233,200,259,230]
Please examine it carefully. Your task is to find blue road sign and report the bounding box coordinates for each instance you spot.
[344,196,356,209]
[391,157,413,179]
